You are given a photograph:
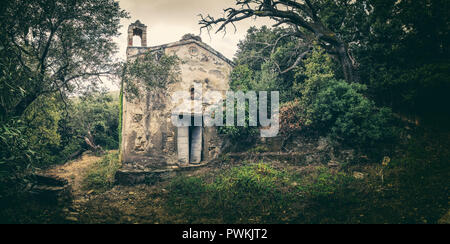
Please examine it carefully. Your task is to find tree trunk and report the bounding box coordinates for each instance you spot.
[11,92,39,118]
[336,44,359,83]
[84,131,104,154]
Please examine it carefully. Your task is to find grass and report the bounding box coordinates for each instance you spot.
[163,128,449,224]
[164,162,357,223]
[81,151,121,193]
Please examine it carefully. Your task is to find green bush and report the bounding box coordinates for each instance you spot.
[217,101,259,148]
[297,48,396,146]
[307,79,394,146]
[0,95,65,177]
[218,123,259,145]
[0,119,34,178]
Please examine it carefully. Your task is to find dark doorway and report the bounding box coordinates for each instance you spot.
[177,116,203,165]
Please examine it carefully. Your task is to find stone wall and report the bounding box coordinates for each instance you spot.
[121,37,232,170]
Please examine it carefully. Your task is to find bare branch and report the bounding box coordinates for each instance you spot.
[199,0,359,82]
[281,49,311,74]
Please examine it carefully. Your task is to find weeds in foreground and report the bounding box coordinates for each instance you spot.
[164,129,449,224]
[82,152,121,193]
[165,162,356,223]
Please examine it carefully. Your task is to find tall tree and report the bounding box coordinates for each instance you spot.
[356,0,450,121]
[199,0,368,83]
[0,0,128,121]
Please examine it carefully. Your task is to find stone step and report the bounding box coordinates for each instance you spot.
[29,174,72,204]
[115,162,208,186]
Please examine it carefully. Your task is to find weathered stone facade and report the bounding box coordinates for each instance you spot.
[120,21,233,179]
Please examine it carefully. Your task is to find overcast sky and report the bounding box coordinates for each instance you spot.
[104,0,273,91]
[116,0,273,59]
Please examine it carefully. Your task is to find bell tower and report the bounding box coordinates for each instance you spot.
[127,20,147,47]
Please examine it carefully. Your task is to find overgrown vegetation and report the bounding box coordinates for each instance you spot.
[0,0,127,181]
[0,92,120,183]
[295,48,396,147]
[212,0,449,147]
[60,92,120,158]
[223,44,397,150]
[201,0,449,123]
[166,163,296,223]
[163,128,449,224]
[82,151,121,193]
[122,52,181,99]
[165,162,362,224]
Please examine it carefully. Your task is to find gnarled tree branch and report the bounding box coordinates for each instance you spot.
[199,0,360,83]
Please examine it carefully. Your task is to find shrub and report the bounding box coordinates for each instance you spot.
[296,47,396,147]
[279,99,305,137]
[306,79,395,146]
[0,119,34,178]
[218,124,259,145]
[217,101,259,148]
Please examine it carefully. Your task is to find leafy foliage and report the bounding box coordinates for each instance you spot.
[217,100,259,146]
[296,48,396,146]
[0,0,128,121]
[0,0,126,179]
[0,91,119,180]
[0,120,34,177]
[355,0,450,122]
[123,52,180,99]
[59,92,120,160]
[204,0,450,124]
[232,26,304,102]
[72,93,119,149]
[218,28,303,142]
[0,94,64,176]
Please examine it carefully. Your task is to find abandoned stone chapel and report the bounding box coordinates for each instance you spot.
[119,21,233,181]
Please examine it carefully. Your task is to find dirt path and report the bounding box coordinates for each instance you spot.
[46,152,105,196]
[41,150,170,223]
